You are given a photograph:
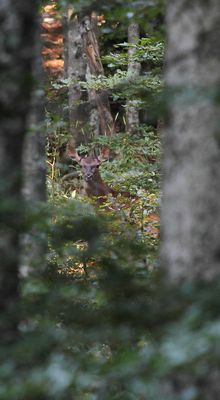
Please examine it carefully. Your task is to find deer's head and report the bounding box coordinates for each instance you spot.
[66,143,110,182]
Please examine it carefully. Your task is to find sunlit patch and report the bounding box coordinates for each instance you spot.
[41,21,62,31]
[42,47,63,59]
[41,2,64,77]
[43,5,56,14]
[43,60,64,71]
[41,33,63,46]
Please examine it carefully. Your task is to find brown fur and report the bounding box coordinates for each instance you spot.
[66,143,130,200]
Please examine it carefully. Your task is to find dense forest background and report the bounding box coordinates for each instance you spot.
[1,0,220,399]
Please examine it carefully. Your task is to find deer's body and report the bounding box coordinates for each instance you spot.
[83,174,117,197]
[81,157,116,197]
[66,143,129,201]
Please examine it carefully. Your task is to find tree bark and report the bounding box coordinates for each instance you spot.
[66,6,88,146]
[20,19,47,278]
[126,23,141,134]
[81,15,115,136]
[65,10,115,144]
[161,0,220,281]
[0,0,39,342]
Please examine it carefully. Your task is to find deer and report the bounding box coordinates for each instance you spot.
[66,143,130,200]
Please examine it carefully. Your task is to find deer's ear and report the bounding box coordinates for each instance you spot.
[98,146,110,162]
[66,142,81,163]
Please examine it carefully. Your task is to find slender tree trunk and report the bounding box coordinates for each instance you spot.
[161,1,220,281]
[20,20,46,278]
[126,23,141,134]
[0,0,39,342]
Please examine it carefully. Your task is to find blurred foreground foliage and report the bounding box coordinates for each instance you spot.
[1,198,220,399]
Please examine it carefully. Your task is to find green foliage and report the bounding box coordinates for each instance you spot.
[103,38,164,68]
[82,71,162,105]
[89,128,160,193]
[2,203,220,399]
[81,37,163,112]
[48,37,164,112]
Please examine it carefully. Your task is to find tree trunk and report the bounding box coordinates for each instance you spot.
[0,0,38,342]
[66,6,88,146]
[81,15,115,136]
[20,19,47,278]
[65,10,115,144]
[161,0,220,281]
[86,62,100,138]
[126,23,141,134]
